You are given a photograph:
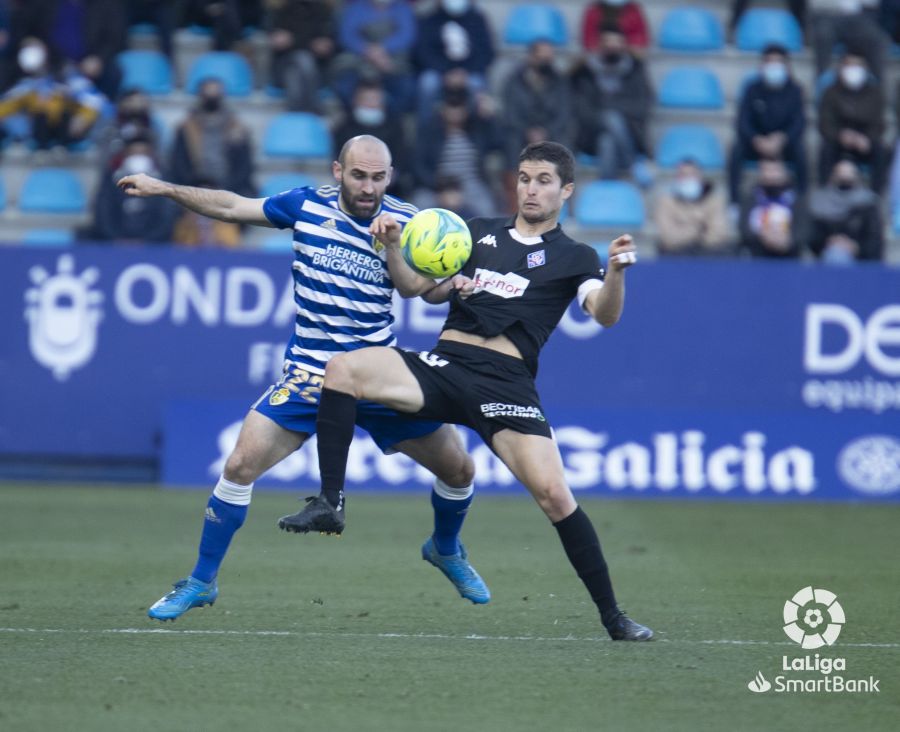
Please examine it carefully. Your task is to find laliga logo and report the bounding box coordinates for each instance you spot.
[783,586,845,649]
[25,254,104,380]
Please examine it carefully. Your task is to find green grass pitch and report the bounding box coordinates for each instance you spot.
[1,484,897,731]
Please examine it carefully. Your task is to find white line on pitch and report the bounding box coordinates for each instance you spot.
[0,627,898,648]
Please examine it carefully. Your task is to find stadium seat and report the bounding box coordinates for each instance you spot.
[574,181,645,229]
[260,173,319,198]
[116,50,173,95]
[19,169,86,214]
[735,9,803,52]
[656,125,724,169]
[658,67,724,109]
[23,228,74,246]
[503,5,568,46]
[658,7,724,52]
[263,113,331,159]
[186,52,253,96]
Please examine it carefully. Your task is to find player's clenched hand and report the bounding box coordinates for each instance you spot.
[117,173,168,197]
[449,274,475,299]
[607,234,637,271]
[370,212,401,248]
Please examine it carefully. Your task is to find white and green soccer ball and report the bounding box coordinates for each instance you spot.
[400,208,472,278]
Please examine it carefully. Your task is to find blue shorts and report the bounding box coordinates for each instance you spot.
[252,364,441,453]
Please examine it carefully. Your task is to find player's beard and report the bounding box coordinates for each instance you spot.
[340,181,382,218]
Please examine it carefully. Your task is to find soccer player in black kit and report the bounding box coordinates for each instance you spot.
[288,141,653,641]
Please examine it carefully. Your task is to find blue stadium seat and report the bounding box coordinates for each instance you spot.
[117,50,173,96]
[186,52,253,96]
[658,7,724,52]
[574,181,645,229]
[263,113,331,159]
[19,169,86,213]
[503,5,568,46]
[658,67,724,109]
[23,228,74,246]
[656,125,724,169]
[735,9,803,52]
[260,173,319,199]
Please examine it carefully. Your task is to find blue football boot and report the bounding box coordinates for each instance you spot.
[421,537,491,605]
[147,577,218,621]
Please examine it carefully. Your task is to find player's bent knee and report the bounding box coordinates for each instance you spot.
[439,456,475,489]
[323,354,357,393]
[223,450,260,486]
[532,482,576,522]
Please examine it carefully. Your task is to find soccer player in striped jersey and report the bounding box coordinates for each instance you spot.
[119,136,489,621]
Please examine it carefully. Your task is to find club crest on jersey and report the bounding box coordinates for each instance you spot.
[269,387,291,406]
[527,250,546,268]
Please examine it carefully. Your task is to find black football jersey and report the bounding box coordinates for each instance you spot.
[442,216,605,375]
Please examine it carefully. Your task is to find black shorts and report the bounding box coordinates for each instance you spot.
[394,340,553,445]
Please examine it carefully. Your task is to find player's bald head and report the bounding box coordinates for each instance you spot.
[338,135,392,169]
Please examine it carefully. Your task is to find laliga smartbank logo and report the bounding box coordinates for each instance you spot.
[782,586,844,649]
[746,587,880,695]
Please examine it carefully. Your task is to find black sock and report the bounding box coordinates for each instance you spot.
[316,387,357,508]
[554,506,620,626]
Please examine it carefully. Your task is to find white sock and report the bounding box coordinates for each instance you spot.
[213,476,254,506]
[433,477,474,501]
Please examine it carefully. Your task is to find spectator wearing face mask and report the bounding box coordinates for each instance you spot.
[817,50,886,190]
[501,40,572,167]
[170,78,255,197]
[810,0,888,82]
[97,88,158,169]
[332,79,411,196]
[90,139,178,243]
[266,0,336,112]
[807,159,883,262]
[653,159,731,256]
[581,0,650,54]
[413,0,495,125]
[739,159,804,258]
[414,85,503,218]
[332,0,417,115]
[729,44,806,204]
[0,37,104,150]
[9,0,126,99]
[571,27,654,185]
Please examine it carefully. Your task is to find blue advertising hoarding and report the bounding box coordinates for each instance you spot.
[0,245,897,500]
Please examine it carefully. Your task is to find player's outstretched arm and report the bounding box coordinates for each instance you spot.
[585,234,636,327]
[372,212,439,298]
[117,173,274,227]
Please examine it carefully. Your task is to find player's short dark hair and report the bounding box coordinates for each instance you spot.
[518,141,575,185]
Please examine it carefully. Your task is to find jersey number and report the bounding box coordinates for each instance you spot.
[282,367,324,403]
[418,352,449,368]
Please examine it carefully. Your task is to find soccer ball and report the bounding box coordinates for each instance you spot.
[400,208,472,278]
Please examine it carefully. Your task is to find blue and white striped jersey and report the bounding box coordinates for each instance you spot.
[263,185,417,374]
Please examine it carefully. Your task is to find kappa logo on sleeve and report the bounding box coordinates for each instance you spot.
[472,268,530,299]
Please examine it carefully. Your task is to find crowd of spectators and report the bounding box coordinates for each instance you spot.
[0,0,896,262]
